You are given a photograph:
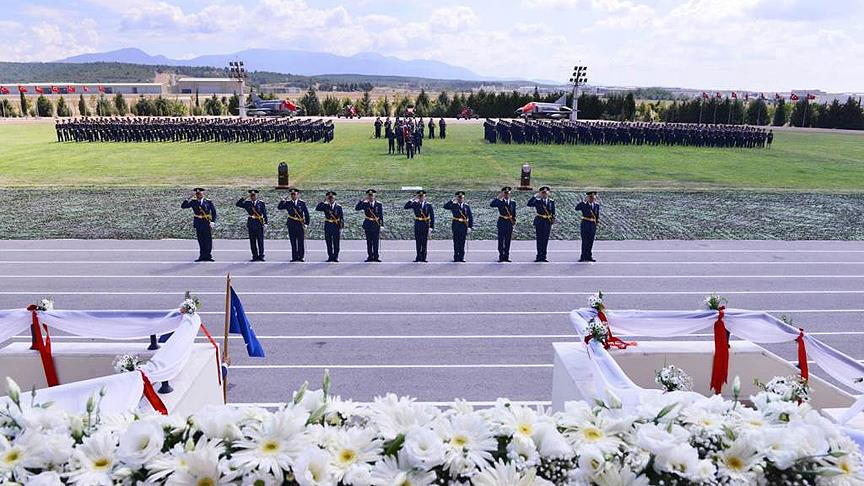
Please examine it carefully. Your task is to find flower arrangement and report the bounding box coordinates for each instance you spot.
[585,318,609,347]
[112,354,146,374]
[755,375,811,403]
[655,364,694,392]
[2,375,861,486]
[588,291,605,312]
[703,293,727,311]
[179,291,201,315]
[33,297,54,312]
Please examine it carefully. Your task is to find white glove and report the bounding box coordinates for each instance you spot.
[468,228,473,233]
[209,222,215,229]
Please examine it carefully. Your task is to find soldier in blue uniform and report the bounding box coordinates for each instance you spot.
[278,188,310,262]
[386,123,395,155]
[443,191,473,262]
[404,190,435,262]
[428,118,435,139]
[439,118,446,139]
[374,117,382,139]
[490,187,517,262]
[236,189,268,262]
[181,188,217,262]
[527,186,556,262]
[575,191,601,262]
[355,189,384,262]
[315,191,344,262]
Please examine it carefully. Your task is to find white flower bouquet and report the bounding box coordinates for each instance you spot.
[33,297,54,312]
[588,291,605,312]
[586,318,609,347]
[112,354,146,374]
[704,292,728,311]
[655,364,694,392]
[755,375,811,403]
[1,375,862,485]
[179,292,201,315]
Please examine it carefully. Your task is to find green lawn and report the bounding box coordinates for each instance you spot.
[1,121,863,190]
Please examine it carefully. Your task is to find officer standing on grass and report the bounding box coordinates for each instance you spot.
[315,191,344,262]
[386,123,395,155]
[236,189,268,262]
[439,117,447,139]
[575,191,601,262]
[374,117,382,139]
[490,187,517,262]
[443,191,473,262]
[527,186,556,262]
[356,189,384,262]
[181,188,217,262]
[428,118,435,139]
[279,188,310,262]
[404,190,435,262]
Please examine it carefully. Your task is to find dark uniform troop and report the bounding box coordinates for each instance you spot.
[179,187,604,264]
[382,117,447,157]
[484,119,772,149]
[56,117,335,143]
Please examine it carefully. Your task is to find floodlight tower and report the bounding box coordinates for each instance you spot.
[228,60,248,118]
[569,65,588,121]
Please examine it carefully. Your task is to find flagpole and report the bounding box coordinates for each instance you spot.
[222,273,231,403]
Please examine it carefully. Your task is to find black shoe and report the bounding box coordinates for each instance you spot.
[589,258,596,262]
[205,258,215,262]
[504,258,511,262]
[373,258,381,262]
[259,257,265,262]
[364,258,373,262]
[414,258,421,262]
[194,258,205,262]
[578,258,590,262]
[298,259,305,262]
[250,258,258,262]
[332,259,339,263]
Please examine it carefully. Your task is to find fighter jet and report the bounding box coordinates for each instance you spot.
[247,93,300,117]
[515,94,572,119]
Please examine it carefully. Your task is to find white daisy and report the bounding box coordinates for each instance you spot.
[327,427,382,479]
[66,431,119,486]
[293,447,336,486]
[472,459,538,486]
[370,455,436,486]
[117,419,165,467]
[232,406,311,475]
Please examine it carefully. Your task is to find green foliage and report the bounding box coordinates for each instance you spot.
[0,98,18,117]
[203,94,224,116]
[56,97,71,117]
[300,87,321,116]
[745,99,769,126]
[95,95,114,116]
[113,94,128,116]
[227,94,240,116]
[772,99,788,126]
[321,96,340,116]
[374,95,392,117]
[78,94,90,116]
[35,95,53,117]
[790,100,813,127]
[358,90,372,116]
[414,89,431,116]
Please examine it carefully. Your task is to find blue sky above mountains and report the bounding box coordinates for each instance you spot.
[2,0,862,91]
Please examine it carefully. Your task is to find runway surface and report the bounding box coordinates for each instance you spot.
[1,238,863,406]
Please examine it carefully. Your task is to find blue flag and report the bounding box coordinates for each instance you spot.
[229,288,265,358]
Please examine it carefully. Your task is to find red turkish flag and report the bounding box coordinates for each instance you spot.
[35,86,44,94]
[50,85,60,93]
[806,93,816,100]
[702,92,709,99]
[0,86,9,94]
[67,85,76,93]
[17,85,27,93]
[715,92,722,99]
[790,93,800,101]
[731,92,737,99]
[83,86,90,93]
[97,85,105,93]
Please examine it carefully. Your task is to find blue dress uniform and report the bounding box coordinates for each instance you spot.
[278,190,310,262]
[575,193,601,262]
[315,193,344,262]
[527,188,556,262]
[490,187,517,262]
[236,191,268,261]
[443,193,473,262]
[355,190,384,262]
[404,192,435,262]
[181,189,217,262]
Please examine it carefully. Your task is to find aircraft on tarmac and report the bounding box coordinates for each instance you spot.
[515,94,572,119]
[246,93,300,117]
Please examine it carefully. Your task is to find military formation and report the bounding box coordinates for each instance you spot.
[376,117,447,158]
[484,119,773,148]
[181,187,600,264]
[55,117,335,143]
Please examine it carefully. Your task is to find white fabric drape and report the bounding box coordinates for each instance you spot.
[1,309,208,414]
[570,308,864,423]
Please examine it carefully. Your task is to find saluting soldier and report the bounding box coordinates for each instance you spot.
[490,187,517,262]
[527,186,556,262]
[355,189,384,262]
[374,117,383,139]
[236,189,268,262]
[278,188,310,262]
[404,190,435,262]
[575,191,601,262]
[181,187,217,262]
[315,191,344,262]
[443,191,473,262]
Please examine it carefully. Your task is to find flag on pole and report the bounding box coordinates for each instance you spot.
[0,87,9,94]
[97,85,105,93]
[806,93,816,100]
[83,86,90,93]
[702,92,709,99]
[715,92,722,99]
[67,85,76,93]
[790,93,800,101]
[50,86,59,94]
[35,86,44,94]
[229,288,265,357]
[18,85,27,93]
[731,92,737,99]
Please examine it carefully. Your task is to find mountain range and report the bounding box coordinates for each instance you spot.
[57,48,493,82]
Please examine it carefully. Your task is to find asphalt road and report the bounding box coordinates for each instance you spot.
[1,238,863,406]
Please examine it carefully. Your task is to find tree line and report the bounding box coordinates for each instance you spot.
[0,92,242,117]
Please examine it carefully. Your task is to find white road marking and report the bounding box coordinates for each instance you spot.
[0,290,862,296]
[230,364,554,369]
[3,248,863,253]
[3,260,864,265]
[4,274,864,279]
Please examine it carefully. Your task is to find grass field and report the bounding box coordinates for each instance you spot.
[1,121,864,190]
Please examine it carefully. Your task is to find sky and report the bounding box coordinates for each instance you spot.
[1,0,862,92]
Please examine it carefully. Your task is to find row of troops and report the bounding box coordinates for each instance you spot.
[55,117,335,143]
[375,117,448,158]
[484,119,774,148]
[181,186,601,263]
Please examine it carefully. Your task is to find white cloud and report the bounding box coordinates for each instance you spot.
[429,6,478,33]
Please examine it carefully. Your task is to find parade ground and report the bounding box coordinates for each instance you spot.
[1,237,862,406]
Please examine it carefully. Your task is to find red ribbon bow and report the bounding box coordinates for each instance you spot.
[584,309,637,350]
[796,328,809,381]
[27,305,60,387]
[710,307,728,395]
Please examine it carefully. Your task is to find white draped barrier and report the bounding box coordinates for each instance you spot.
[569,308,864,424]
[0,309,220,414]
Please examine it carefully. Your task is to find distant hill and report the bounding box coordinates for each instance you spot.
[56,47,486,81]
[0,60,555,92]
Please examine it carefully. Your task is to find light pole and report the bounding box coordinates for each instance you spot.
[228,60,248,118]
[569,65,588,121]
